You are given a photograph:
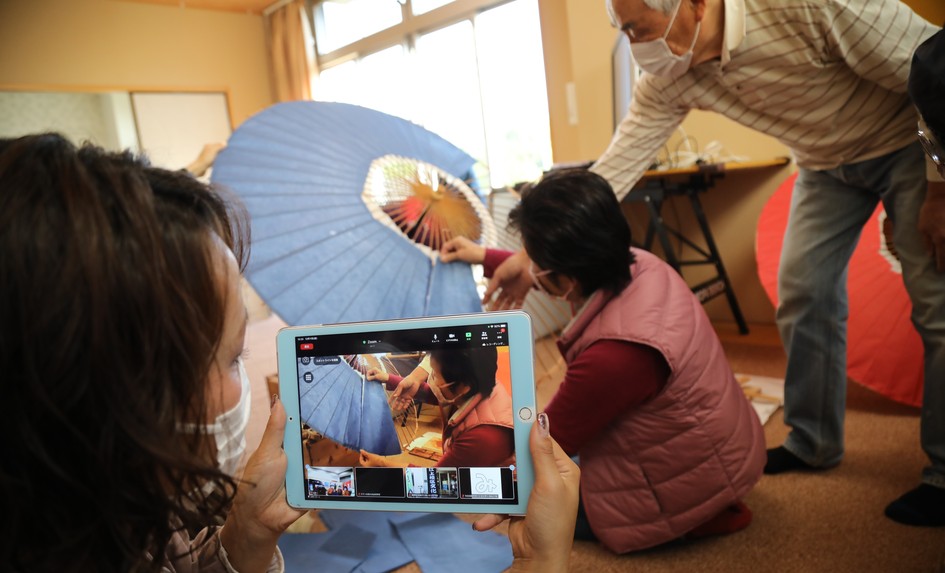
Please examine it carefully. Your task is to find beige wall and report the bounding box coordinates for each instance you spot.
[0,0,273,128]
[537,0,581,163]
[542,0,944,326]
[911,0,945,25]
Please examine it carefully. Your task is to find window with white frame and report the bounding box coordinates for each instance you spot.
[308,0,553,190]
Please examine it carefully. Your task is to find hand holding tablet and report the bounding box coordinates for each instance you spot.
[474,413,580,573]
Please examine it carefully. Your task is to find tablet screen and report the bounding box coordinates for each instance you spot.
[288,319,524,508]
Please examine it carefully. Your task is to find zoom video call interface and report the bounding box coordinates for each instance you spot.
[294,321,519,506]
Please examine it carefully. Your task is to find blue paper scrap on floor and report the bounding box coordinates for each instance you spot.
[279,510,513,573]
[278,523,375,572]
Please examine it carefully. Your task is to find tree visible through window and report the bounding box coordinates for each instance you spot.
[310,0,552,190]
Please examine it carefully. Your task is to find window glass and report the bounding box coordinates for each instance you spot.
[315,60,360,104]
[311,0,552,192]
[414,21,488,173]
[317,0,403,55]
[355,46,414,120]
[316,46,412,122]
[474,0,552,187]
[411,0,454,15]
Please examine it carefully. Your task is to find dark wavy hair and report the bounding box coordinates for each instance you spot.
[430,347,498,400]
[0,134,249,571]
[508,168,634,296]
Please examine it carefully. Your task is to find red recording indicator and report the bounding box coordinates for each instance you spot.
[299,343,314,350]
[500,328,506,333]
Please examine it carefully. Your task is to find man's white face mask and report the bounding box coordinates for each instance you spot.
[629,0,701,79]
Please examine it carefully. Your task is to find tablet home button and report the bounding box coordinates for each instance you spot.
[518,407,533,421]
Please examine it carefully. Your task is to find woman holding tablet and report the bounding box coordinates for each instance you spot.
[0,134,578,572]
[441,168,766,554]
[360,347,515,469]
[0,133,304,572]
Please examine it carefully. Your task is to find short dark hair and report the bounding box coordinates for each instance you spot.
[0,133,249,571]
[909,28,945,140]
[430,347,498,399]
[508,168,634,296]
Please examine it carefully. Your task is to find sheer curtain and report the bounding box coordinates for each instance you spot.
[266,0,314,102]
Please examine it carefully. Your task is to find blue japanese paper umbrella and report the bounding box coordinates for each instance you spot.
[211,101,496,326]
[297,356,401,455]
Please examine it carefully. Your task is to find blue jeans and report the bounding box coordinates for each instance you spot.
[777,141,945,487]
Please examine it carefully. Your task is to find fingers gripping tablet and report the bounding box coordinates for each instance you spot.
[277,311,536,515]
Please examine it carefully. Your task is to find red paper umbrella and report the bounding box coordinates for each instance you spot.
[756,173,923,407]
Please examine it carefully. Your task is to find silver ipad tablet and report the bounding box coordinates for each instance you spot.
[277,311,536,515]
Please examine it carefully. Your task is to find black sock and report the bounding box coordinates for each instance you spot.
[764,446,817,474]
[885,484,945,527]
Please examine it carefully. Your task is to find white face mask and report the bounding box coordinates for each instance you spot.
[211,357,252,477]
[428,370,459,406]
[530,262,574,302]
[181,358,252,478]
[630,0,701,79]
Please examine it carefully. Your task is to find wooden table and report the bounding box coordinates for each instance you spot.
[626,157,792,334]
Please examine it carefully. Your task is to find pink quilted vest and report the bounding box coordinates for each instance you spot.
[443,383,515,466]
[557,248,766,553]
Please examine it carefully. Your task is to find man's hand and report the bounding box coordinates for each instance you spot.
[473,413,579,573]
[185,142,226,177]
[919,181,945,272]
[440,236,486,264]
[483,250,532,310]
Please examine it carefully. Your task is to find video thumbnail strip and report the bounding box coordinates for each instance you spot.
[304,465,515,502]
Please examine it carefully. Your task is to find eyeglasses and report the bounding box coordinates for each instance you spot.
[918,117,942,168]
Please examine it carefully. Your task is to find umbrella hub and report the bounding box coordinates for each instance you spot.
[363,154,496,257]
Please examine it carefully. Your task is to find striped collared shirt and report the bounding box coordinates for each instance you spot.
[592,0,940,199]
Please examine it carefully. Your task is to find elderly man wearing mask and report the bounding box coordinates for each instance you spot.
[485,0,945,526]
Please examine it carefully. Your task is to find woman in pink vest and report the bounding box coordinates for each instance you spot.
[442,169,766,553]
[359,347,515,469]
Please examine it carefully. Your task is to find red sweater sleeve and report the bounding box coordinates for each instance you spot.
[384,373,403,391]
[437,425,515,468]
[544,340,670,456]
[383,374,437,405]
[483,248,517,278]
